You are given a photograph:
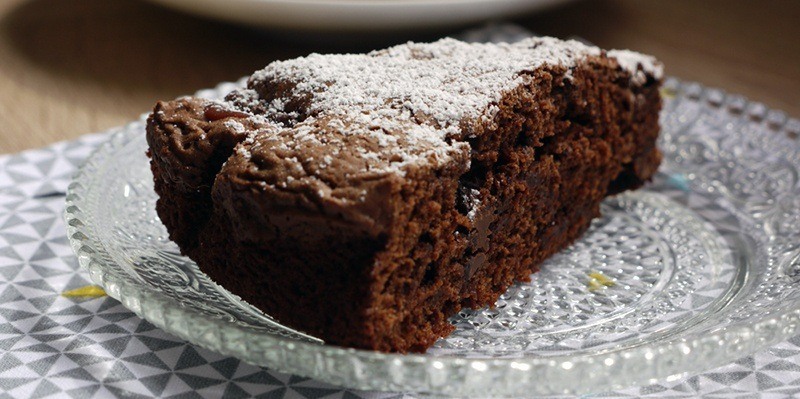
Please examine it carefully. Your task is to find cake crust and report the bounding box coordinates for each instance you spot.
[147,37,663,352]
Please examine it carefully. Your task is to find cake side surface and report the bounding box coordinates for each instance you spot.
[146,37,663,352]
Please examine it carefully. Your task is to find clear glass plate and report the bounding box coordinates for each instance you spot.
[65,78,800,397]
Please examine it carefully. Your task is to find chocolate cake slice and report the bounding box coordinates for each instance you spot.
[146,37,663,353]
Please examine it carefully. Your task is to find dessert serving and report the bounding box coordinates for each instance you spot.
[145,37,663,353]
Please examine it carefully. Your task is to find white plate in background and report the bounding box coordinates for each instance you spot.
[145,0,573,30]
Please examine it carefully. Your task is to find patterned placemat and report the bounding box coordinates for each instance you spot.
[3,25,800,399]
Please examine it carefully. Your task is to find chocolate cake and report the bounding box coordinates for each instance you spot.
[146,37,663,353]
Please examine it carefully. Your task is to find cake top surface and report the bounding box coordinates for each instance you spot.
[213,37,662,189]
[245,37,660,132]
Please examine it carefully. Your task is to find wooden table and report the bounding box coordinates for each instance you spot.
[0,0,797,154]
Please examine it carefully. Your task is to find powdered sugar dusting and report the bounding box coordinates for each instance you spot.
[608,49,664,84]
[222,37,660,191]
[251,37,603,134]
[223,119,246,134]
[465,189,482,221]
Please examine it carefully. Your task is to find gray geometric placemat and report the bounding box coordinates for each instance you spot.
[4,121,800,399]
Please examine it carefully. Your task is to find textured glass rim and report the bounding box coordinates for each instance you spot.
[64,77,800,397]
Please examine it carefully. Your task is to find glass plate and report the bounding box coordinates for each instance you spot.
[65,78,800,397]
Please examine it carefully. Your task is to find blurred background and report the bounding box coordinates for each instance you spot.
[0,0,797,153]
